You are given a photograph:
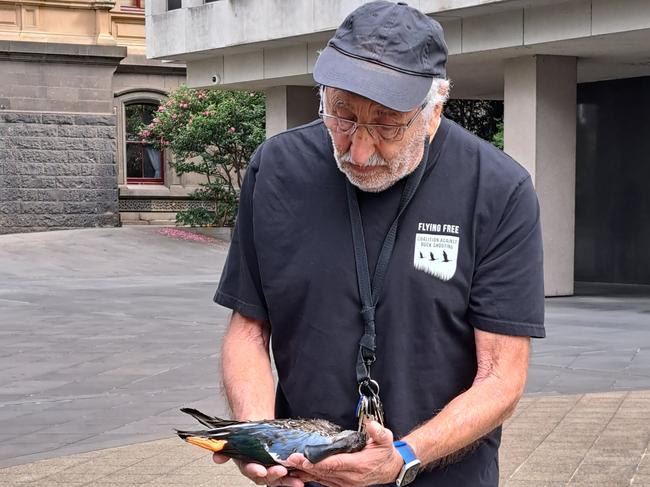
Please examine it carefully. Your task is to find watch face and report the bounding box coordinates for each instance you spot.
[402,464,420,483]
[398,461,421,486]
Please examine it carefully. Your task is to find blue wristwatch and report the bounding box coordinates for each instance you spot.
[393,440,421,486]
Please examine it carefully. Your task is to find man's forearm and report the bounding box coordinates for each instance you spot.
[222,311,276,421]
[403,333,530,467]
[403,373,521,466]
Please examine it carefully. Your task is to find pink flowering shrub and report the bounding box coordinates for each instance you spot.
[139,85,265,226]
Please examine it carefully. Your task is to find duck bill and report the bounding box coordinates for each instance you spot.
[185,436,227,453]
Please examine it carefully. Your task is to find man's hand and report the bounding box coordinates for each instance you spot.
[285,421,403,487]
[220,312,308,485]
[213,453,306,487]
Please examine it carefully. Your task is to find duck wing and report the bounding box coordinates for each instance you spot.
[229,423,335,466]
[235,423,365,465]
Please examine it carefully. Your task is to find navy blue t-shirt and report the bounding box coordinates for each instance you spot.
[215,117,545,486]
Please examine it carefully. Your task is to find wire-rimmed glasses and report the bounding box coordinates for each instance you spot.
[319,103,426,142]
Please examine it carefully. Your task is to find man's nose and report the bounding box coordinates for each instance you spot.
[349,127,377,166]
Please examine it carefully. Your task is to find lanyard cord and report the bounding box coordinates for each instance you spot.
[346,141,431,388]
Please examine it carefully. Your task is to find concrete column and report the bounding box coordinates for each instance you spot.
[504,55,577,296]
[265,85,319,138]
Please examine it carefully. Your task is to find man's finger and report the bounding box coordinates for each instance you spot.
[268,476,305,487]
[266,465,290,481]
[242,462,269,479]
[212,453,230,464]
[289,469,318,483]
[288,453,349,476]
[285,453,306,468]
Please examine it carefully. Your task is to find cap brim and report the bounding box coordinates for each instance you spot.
[313,46,433,112]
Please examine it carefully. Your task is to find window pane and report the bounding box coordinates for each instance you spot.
[126,143,144,178]
[125,102,164,182]
[168,0,181,10]
[143,146,162,178]
[125,103,157,141]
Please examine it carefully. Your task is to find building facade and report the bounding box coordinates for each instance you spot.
[146,0,650,293]
[0,0,198,234]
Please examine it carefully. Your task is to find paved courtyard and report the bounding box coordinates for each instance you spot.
[1,227,649,485]
[0,227,233,468]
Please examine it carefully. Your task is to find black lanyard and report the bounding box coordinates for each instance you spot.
[346,141,431,392]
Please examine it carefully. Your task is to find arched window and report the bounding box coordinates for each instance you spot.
[124,102,164,184]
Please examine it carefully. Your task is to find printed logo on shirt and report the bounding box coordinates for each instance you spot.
[413,223,460,281]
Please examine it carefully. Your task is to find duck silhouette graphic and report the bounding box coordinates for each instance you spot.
[413,233,460,281]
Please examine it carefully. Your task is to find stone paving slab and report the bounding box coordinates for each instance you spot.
[2,391,650,486]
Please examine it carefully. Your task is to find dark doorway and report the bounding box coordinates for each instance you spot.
[575,76,650,284]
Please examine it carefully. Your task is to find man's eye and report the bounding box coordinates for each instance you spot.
[376,126,401,139]
[337,119,355,131]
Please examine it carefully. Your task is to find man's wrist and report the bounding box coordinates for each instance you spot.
[393,440,422,486]
[400,435,420,459]
[232,409,274,421]
[389,446,405,481]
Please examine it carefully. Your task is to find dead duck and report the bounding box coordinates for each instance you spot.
[176,408,366,466]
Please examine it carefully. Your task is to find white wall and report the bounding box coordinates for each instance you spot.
[148,0,650,92]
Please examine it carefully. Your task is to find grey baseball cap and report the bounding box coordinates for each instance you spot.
[313,1,448,112]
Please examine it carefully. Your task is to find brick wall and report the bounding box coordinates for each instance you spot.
[0,111,119,234]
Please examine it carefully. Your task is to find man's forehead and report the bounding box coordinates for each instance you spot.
[326,87,406,116]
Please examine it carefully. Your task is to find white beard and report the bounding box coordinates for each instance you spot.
[329,125,428,192]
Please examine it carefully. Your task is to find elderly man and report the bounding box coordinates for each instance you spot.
[213,1,545,486]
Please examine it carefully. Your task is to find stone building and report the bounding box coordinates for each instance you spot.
[0,0,195,234]
[146,0,650,293]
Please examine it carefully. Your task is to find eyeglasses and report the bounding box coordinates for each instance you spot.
[318,103,426,142]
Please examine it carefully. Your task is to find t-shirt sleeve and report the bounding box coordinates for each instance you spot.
[213,148,269,322]
[468,175,545,338]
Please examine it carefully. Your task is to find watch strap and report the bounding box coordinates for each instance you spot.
[394,440,417,464]
[394,440,421,486]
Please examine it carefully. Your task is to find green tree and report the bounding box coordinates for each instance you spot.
[491,121,504,150]
[139,86,265,227]
[444,99,503,148]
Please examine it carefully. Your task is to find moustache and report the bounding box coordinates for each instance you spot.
[338,151,390,167]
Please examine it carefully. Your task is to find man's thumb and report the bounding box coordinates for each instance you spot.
[366,421,392,444]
